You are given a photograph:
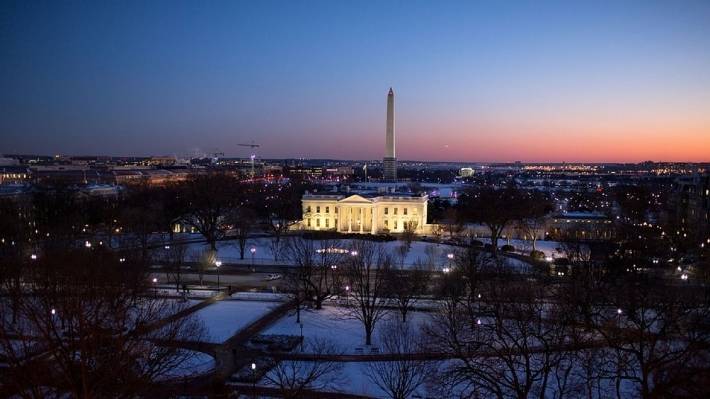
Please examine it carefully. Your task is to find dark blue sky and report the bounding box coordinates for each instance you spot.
[2,1,709,161]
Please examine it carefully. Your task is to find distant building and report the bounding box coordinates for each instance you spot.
[285,165,324,179]
[147,156,178,167]
[673,173,710,231]
[0,157,19,166]
[300,192,429,234]
[324,166,354,177]
[0,166,30,185]
[459,167,474,177]
[548,211,614,241]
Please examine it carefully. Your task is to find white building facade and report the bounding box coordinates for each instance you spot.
[300,193,429,234]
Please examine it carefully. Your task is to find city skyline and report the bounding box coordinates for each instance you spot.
[2,1,710,162]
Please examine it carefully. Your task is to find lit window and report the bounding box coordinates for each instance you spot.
[384,207,388,215]
[394,208,398,215]
[325,219,329,227]
[316,219,320,227]
[306,206,311,213]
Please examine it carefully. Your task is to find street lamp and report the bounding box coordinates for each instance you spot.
[84,241,92,248]
[30,254,37,260]
[215,260,222,289]
[616,308,622,328]
[250,246,256,271]
[152,277,158,298]
[350,250,358,257]
[251,362,257,397]
[299,322,304,350]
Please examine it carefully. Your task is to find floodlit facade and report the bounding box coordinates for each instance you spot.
[300,193,429,234]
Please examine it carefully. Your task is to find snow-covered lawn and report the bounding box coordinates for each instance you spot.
[161,350,215,379]
[259,361,393,398]
[193,299,280,343]
[263,305,434,353]
[184,237,461,269]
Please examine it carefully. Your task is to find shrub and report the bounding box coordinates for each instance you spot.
[501,244,515,253]
[553,257,570,266]
[469,239,484,247]
[530,250,545,260]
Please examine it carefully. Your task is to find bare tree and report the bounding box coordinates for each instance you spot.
[400,220,418,252]
[263,338,344,399]
[179,173,239,252]
[429,276,575,399]
[385,263,428,323]
[458,187,549,257]
[519,215,547,253]
[342,241,390,346]
[441,207,464,240]
[193,247,216,286]
[227,207,257,260]
[0,246,205,398]
[162,240,189,291]
[262,183,304,261]
[285,237,344,310]
[364,321,431,399]
[596,278,710,399]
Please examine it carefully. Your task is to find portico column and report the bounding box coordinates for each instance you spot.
[422,199,428,231]
[359,207,364,233]
[371,206,377,234]
[348,206,352,233]
[335,205,341,231]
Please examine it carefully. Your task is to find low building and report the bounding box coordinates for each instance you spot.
[673,173,710,232]
[300,192,430,234]
[548,211,614,240]
[0,166,31,184]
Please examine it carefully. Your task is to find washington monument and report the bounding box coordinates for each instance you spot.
[383,87,397,181]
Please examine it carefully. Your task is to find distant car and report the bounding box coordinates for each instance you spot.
[264,273,282,281]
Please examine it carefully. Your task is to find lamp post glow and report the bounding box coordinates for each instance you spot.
[250,246,256,271]
[84,241,91,248]
[30,254,37,260]
[215,260,222,289]
[152,277,158,298]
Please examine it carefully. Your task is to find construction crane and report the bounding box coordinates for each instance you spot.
[237,142,260,178]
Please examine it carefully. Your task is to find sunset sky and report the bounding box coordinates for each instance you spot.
[1,1,709,162]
